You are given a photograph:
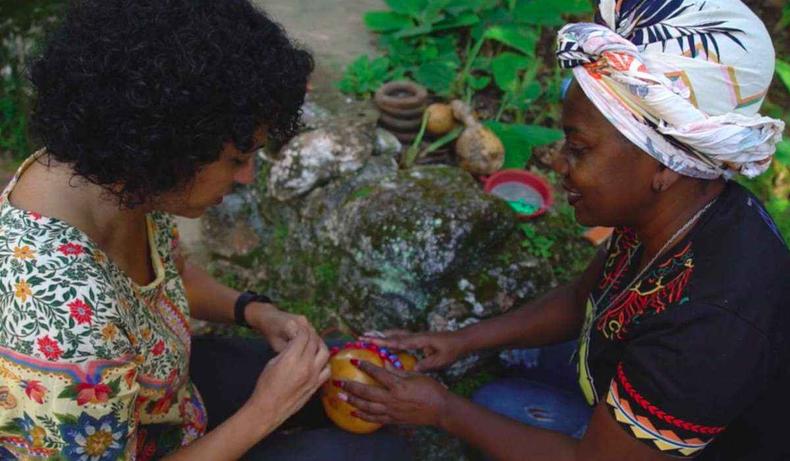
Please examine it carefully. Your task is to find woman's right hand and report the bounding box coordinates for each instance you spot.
[360,330,467,372]
[163,327,330,461]
[248,325,330,429]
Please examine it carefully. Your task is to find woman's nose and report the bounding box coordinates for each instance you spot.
[234,157,255,185]
[552,147,570,177]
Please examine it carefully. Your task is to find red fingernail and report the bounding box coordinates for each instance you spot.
[332,380,344,388]
[350,358,360,367]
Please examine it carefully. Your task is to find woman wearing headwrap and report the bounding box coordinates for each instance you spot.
[340,1,790,459]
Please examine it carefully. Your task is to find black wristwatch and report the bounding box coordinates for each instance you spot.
[234,290,273,328]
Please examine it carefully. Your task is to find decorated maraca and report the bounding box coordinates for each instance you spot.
[321,342,416,434]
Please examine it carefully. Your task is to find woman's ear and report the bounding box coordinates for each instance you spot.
[651,166,681,193]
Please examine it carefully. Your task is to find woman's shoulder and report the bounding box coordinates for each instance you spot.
[698,182,787,250]
[0,207,133,363]
[690,182,789,301]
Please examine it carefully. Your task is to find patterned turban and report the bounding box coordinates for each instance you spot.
[556,0,785,178]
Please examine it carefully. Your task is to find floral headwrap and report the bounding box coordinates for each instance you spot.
[556,0,785,178]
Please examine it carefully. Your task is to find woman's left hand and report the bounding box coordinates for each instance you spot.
[247,303,316,352]
[338,360,450,427]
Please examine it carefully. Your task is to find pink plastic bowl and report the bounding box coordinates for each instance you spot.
[483,169,554,220]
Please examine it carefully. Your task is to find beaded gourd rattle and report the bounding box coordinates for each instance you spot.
[321,341,416,434]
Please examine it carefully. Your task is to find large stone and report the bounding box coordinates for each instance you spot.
[203,138,557,380]
[267,125,375,201]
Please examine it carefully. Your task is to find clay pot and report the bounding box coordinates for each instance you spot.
[374,81,428,144]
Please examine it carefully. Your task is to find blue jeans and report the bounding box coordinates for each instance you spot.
[472,341,593,439]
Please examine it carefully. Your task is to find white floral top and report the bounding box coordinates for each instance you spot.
[0,152,206,460]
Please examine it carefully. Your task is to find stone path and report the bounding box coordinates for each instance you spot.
[177,0,385,259]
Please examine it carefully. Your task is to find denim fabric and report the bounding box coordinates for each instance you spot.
[473,340,593,439]
[190,335,414,461]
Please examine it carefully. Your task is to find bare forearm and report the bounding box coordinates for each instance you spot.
[162,403,276,461]
[458,282,585,353]
[180,262,240,323]
[439,392,578,461]
[181,262,278,326]
[456,248,606,353]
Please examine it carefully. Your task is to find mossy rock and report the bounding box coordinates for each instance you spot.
[203,152,563,381]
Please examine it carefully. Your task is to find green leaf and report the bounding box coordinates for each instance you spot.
[515,80,543,106]
[519,223,554,259]
[364,11,413,32]
[514,0,593,25]
[385,0,427,17]
[780,3,790,29]
[484,121,563,168]
[370,57,391,78]
[491,52,530,92]
[382,36,422,67]
[468,74,492,90]
[776,59,790,94]
[471,55,492,71]
[422,0,452,24]
[413,60,458,95]
[433,11,481,31]
[393,24,434,38]
[483,25,538,56]
[775,139,790,165]
[446,0,484,15]
[337,55,392,97]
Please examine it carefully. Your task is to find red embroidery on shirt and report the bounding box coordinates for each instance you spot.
[597,242,694,340]
[599,228,640,291]
[616,362,726,435]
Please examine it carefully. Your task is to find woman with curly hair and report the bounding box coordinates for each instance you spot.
[0,0,410,459]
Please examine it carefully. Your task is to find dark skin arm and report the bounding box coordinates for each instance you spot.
[344,246,675,459]
[340,363,675,461]
[459,245,606,350]
[362,246,608,371]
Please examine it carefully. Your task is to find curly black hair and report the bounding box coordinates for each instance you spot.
[30,0,313,207]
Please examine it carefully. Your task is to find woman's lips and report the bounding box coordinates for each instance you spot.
[562,184,582,205]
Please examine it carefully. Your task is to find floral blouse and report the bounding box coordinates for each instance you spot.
[0,152,206,460]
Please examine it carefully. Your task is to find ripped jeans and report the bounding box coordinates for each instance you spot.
[472,340,593,439]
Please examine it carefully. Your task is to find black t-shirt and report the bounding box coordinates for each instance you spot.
[577,182,790,460]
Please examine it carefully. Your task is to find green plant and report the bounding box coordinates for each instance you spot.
[518,222,554,259]
[337,55,392,98]
[0,77,30,158]
[342,0,591,103]
[777,59,790,94]
[484,120,563,168]
[340,0,589,174]
[0,0,67,160]
[779,2,790,31]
